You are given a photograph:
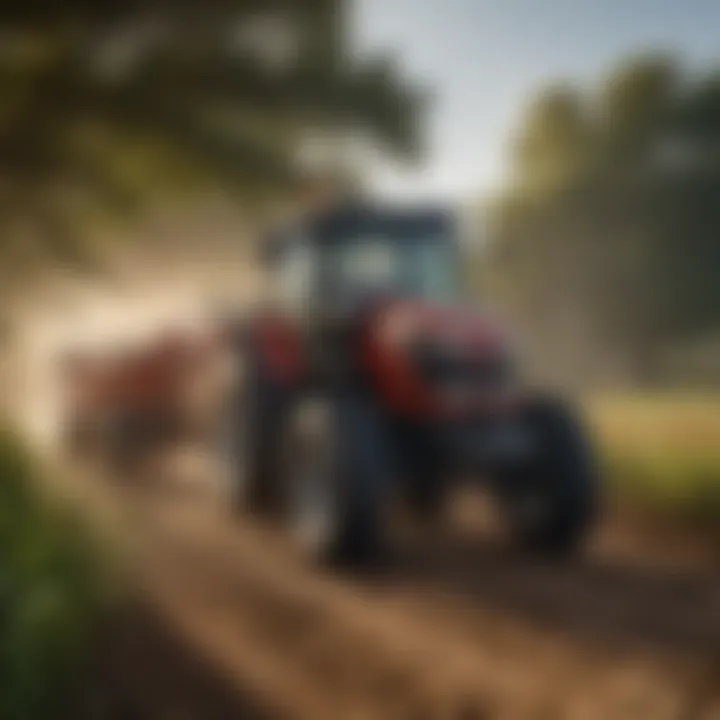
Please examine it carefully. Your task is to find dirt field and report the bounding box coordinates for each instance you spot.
[9,286,720,720]
[70,448,720,720]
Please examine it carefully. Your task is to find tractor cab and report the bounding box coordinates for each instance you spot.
[265,201,462,318]
[258,201,511,415]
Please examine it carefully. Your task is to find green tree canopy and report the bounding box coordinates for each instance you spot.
[0,0,427,267]
[487,54,720,387]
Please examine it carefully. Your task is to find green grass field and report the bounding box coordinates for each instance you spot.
[587,394,720,525]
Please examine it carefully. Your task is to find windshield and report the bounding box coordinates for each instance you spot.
[276,239,315,309]
[326,233,460,303]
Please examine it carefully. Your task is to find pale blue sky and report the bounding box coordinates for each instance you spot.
[353,0,720,201]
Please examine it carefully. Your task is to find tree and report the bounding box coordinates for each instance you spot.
[0,0,426,270]
[487,53,720,387]
[510,84,591,196]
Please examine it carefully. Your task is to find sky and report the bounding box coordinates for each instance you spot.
[352,0,720,202]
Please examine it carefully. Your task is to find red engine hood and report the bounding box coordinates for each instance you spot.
[372,299,510,357]
[363,299,513,419]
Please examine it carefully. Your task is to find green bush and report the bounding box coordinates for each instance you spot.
[0,428,106,719]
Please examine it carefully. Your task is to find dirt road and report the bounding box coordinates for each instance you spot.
[76,453,720,720]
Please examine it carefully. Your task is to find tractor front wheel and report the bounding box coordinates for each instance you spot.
[278,394,393,566]
[500,396,599,557]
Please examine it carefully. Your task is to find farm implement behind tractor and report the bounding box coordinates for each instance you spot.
[60,324,233,474]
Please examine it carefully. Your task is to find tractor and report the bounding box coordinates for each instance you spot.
[220,199,599,564]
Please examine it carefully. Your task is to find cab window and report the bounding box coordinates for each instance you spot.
[275,239,315,311]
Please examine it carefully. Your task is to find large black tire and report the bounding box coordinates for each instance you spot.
[278,394,392,566]
[220,356,284,514]
[500,396,599,556]
[402,440,447,526]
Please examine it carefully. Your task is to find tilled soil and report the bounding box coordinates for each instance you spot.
[75,455,720,720]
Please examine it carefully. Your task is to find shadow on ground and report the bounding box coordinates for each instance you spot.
[82,598,279,720]
[382,533,720,655]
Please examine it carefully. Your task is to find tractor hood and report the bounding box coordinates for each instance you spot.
[363,299,515,418]
[371,299,511,358]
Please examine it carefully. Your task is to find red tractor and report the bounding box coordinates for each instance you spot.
[221,201,599,564]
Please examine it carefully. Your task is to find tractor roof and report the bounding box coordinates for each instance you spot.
[263,200,455,262]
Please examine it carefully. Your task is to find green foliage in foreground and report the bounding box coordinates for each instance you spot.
[0,428,107,720]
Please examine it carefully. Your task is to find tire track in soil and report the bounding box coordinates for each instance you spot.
[136,503,498,720]
[73,458,720,720]
[121,484,720,720]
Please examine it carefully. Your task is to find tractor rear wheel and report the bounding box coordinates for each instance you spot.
[219,357,284,514]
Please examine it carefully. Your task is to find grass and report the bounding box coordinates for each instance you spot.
[586,393,720,525]
[0,426,110,719]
